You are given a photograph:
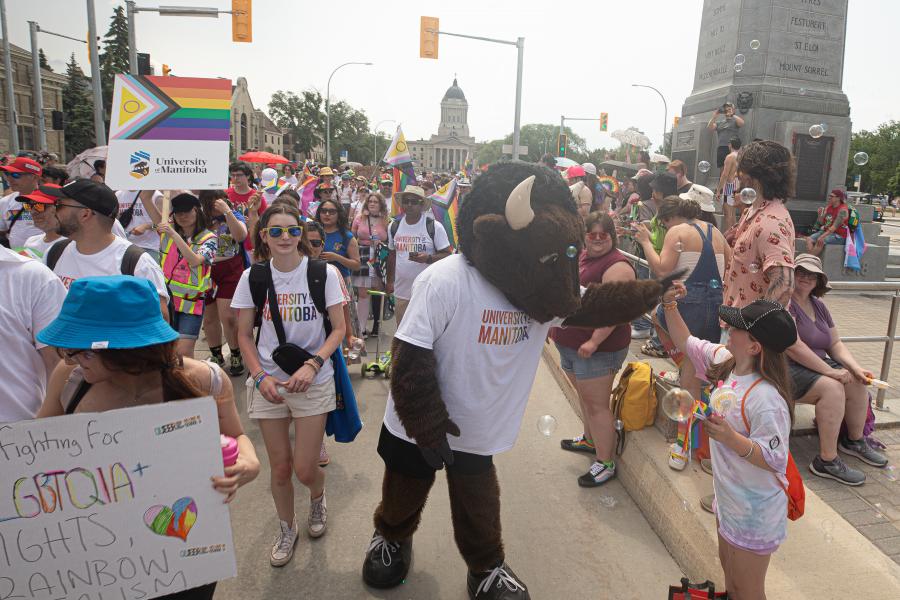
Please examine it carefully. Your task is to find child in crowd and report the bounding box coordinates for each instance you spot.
[661,281,796,600]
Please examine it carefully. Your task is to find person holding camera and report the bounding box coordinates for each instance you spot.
[707,102,744,170]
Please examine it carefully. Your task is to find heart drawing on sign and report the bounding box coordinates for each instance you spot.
[143,497,198,541]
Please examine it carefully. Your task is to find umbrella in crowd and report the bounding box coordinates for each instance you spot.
[611,129,651,149]
[651,153,671,163]
[238,151,290,164]
[340,161,363,169]
[66,145,108,179]
[553,156,579,169]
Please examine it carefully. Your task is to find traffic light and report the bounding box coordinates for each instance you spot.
[162,64,171,76]
[232,0,252,43]
[420,16,439,59]
[673,116,680,128]
[557,133,568,157]
[600,112,608,132]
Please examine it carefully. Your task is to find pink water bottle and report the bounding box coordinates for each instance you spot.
[220,434,239,467]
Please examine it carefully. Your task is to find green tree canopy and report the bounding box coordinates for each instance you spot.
[268,90,325,157]
[847,121,900,195]
[99,5,130,124]
[39,49,51,72]
[63,53,95,157]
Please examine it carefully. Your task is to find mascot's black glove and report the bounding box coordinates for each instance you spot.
[389,338,462,470]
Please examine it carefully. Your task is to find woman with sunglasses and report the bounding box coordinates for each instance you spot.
[232,204,346,568]
[37,275,260,600]
[351,192,389,337]
[315,199,360,318]
[550,212,636,487]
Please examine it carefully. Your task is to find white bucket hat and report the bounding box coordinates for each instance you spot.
[680,183,716,213]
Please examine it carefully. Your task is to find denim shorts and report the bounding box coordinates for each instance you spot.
[809,230,844,245]
[555,342,628,380]
[171,311,203,340]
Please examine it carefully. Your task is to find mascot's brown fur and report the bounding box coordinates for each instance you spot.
[363,162,676,599]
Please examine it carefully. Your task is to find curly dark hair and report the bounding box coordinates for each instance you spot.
[457,162,576,255]
[737,140,795,202]
[657,195,701,221]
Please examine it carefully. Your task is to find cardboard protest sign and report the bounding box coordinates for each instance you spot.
[105,75,231,190]
[0,397,236,599]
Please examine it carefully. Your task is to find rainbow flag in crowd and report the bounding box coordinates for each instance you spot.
[296,174,318,215]
[391,163,417,218]
[462,153,473,178]
[430,180,460,249]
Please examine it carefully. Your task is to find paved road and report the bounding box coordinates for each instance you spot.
[211,338,683,599]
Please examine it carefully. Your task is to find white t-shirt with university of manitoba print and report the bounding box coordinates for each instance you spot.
[48,235,168,300]
[387,215,450,300]
[383,254,567,456]
[115,190,164,251]
[231,257,344,386]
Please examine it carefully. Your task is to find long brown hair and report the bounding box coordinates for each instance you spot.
[706,344,794,422]
[252,203,310,261]
[96,343,204,401]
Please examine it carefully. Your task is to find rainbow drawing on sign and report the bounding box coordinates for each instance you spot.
[111,75,231,142]
[144,496,198,541]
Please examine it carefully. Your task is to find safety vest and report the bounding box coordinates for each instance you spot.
[160,230,215,315]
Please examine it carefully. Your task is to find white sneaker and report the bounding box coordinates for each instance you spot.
[631,327,651,339]
[668,443,688,471]
[270,519,298,567]
[308,491,327,538]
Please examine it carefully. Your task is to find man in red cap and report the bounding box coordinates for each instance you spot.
[805,188,850,256]
[0,156,44,249]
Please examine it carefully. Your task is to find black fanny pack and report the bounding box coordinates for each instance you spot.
[271,343,316,375]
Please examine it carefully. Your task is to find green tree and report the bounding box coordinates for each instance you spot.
[268,90,325,157]
[329,100,371,164]
[39,49,51,72]
[847,121,900,194]
[62,53,95,156]
[99,5,130,123]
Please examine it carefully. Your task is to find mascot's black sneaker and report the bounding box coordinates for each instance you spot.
[362,531,412,589]
[467,563,530,599]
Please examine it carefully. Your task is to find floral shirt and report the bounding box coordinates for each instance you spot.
[724,199,795,308]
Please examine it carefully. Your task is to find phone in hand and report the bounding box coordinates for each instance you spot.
[408,252,420,259]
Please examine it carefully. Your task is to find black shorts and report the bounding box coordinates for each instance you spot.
[377,424,493,479]
[716,145,730,168]
[789,357,843,399]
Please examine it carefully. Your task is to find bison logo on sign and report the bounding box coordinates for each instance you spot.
[130,150,151,179]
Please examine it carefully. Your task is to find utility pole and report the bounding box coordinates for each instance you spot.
[126,1,137,74]
[28,22,46,151]
[86,0,106,145]
[1,0,18,153]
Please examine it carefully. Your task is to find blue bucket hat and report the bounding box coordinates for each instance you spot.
[37,275,178,349]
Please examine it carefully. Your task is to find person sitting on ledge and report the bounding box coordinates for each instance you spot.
[805,189,849,257]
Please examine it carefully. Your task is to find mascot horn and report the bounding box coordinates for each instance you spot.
[362,162,678,600]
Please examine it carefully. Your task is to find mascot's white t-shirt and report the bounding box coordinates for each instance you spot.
[387,215,450,300]
[383,254,565,456]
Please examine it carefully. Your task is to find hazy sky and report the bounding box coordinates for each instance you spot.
[9,0,899,152]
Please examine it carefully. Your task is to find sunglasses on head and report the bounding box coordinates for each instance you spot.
[308,239,323,247]
[22,201,50,213]
[586,231,610,240]
[319,208,338,215]
[262,225,304,238]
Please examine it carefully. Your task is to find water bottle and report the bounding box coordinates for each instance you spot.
[348,338,365,361]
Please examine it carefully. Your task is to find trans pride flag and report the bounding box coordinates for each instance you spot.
[430,179,460,249]
[844,223,867,271]
[384,126,417,217]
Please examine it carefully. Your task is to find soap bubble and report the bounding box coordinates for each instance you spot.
[750,39,761,50]
[537,415,558,436]
[566,245,578,258]
[709,279,722,289]
[853,152,870,166]
[599,495,618,508]
[734,63,743,73]
[809,124,825,138]
[698,161,711,173]
[799,87,807,95]
[820,123,828,133]
[614,419,624,432]
[734,53,746,65]
[661,388,695,423]
[885,465,898,482]
[749,263,760,274]
[740,187,757,204]
[681,499,693,513]
[821,519,834,543]
[674,241,684,253]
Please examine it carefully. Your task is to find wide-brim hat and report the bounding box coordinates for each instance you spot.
[718,300,797,353]
[680,183,716,213]
[37,275,178,350]
[794,253,833,291]
[318,167,335,176]
[397,185,431,209]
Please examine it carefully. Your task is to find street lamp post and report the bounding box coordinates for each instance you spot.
[373,119,396,165]
[631,84,667,154]
[126,1,224,75]
[326,61,372,167]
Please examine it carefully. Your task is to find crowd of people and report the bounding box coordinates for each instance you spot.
[0,138,893,600]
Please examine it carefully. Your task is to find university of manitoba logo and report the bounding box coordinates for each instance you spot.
[130,150,151,179]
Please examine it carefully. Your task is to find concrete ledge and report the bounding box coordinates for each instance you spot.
[541,341,900,596]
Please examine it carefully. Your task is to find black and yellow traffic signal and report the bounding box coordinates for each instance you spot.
[557,133,568,157]
[600,112,608,132]
[420,16,439,59]
[232,0,252,43]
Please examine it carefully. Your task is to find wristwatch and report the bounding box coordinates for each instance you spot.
[311,355,325,368]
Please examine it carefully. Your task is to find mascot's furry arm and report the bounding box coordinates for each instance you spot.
[561,270,685,328]
[389,337,460,468]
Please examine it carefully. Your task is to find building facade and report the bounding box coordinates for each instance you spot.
[407,78,477,173]
[230,76,286,157]
[0,44,67,157]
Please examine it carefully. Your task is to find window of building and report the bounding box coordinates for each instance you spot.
[17,125,34,150]
[240,113,248,151]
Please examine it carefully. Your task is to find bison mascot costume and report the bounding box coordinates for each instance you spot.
[362,162,676,599]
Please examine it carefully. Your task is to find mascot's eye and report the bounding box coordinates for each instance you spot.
[565,245,578,258]
[539,253,559,265]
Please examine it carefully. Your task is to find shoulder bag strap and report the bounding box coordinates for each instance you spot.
[739,378,765,432]
[265,261,288,346]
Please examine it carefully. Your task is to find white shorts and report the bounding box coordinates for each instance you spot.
[248,378,336,419]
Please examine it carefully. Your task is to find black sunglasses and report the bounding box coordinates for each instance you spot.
[308,239,324,247]
[319,208,338,215]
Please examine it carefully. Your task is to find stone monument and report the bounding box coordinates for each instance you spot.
[673,0,851,202]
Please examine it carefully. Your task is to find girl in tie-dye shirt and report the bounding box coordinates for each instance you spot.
[661,282,796,599]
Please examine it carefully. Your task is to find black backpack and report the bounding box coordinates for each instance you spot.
[389,216,436,244]
[248,258,332,339]
[45,239,146,276]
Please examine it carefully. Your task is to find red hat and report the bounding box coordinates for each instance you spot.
[566,165,586,178]
[830,188,846,201]
[1,156,42,176]
[20,184,62,204]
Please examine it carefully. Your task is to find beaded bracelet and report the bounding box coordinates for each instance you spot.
[740,441,755,459]
[662,301,679,310]
[304,359,321,373]
[253,370,268,389]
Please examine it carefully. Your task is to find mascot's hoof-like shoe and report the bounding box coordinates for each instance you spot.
[467,563,530,599]
[362,531,412,589]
